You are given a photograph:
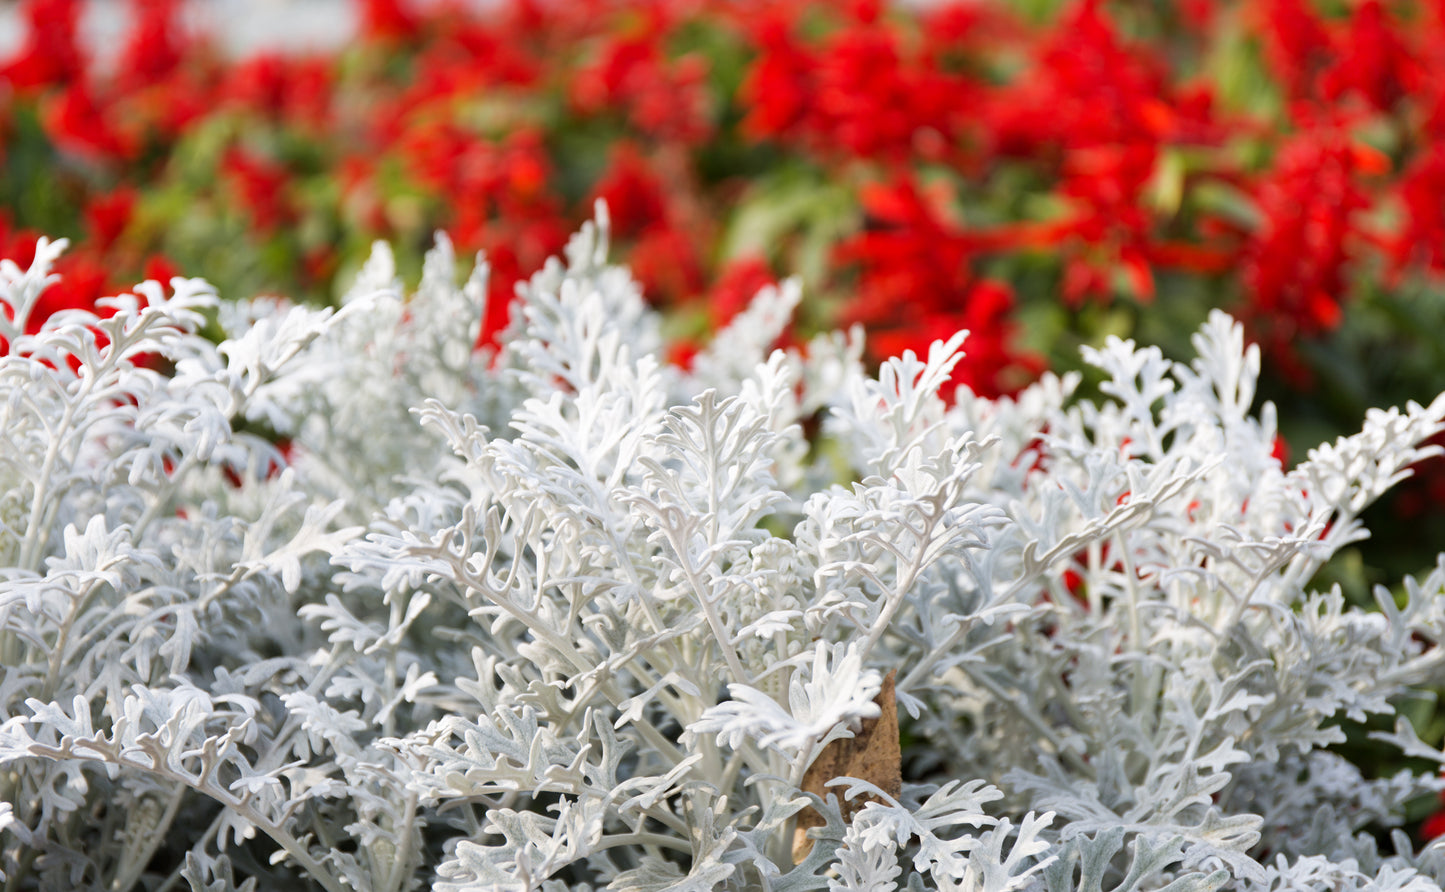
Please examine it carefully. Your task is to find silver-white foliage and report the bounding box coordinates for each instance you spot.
[2,217,1445,891]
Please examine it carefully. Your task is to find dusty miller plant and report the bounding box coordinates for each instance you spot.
[2,210,1445,891]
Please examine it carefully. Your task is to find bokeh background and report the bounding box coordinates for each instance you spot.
[4,0,1445,827]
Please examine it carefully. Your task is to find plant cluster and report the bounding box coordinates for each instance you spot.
[1,0,1444,377]
[4,214,1445,890]
[8,0,1445,583]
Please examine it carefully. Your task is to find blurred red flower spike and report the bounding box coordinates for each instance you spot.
[360,0,422,43]
[2,0,85,93]
[85,189,138,250]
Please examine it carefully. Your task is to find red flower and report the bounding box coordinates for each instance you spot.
[446,193,568,350]
[627,225,705,306]
[224,53,334,128]
[838,176,1039,396]
[398,120,474,195]
[1321,0,1416,113]
[834,27,968,162]
[588,143,670,239]
[497,131,549,205]
[115,0,189,94]
[1390,145,1445,276]
[416,5,543,90]
[1240,130,1372,343]
[221,148,295,233]
[465,217,568,349]
[1,0,85,93]
[1271,433,1290,468]
[1421,775,1445,841]
[43,82,135,162]
[739,11,814,141]
[142,254,179,287]
[987,0,1179,159]
[1054,144,1161,304]
[840,177,973,326]
[360,0,423,44]
[85,188,138,251]
[124,67,218,144]
[570,16,713,146]
[1179,0,1219,30]
[707,256,776,329]
[1423,809,1445,841]
[1253,0,1334,105]
[400,123,556,226]
[1411,7,1445,141]
[668,337,703,371]
[0,218,41,271]
[739,5,974,164]
[917,1,1021,61]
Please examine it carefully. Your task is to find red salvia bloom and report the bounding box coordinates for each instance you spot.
[492,129,551,211]
[988,0,1176,159]
[1425,810,1445,841]
[142,254,179,287]
[707,256,776,329]
[739,11,813,141]
[1422,779,1445,841]
[397,119,475,196]
[1179,0,1220,30]
[43,81,136,162]
[838,176,1038,397]
[667,336,702,371]
[570,15,713,146]
[1253,0,1334,105]
[121,66,218,145]
[359,0,423,44]
[221,148,295,234]
[299,246,337,289]
[400,124,554,221]
[1,0,85,93]
[458,214,570,350]
[415,125,569,349]
[115,0,189,94]
[1410,5,1445,141]
[739,4,973,164]
[0,218,41,271]
[916,0,1020,62]
[1054,144,1161,304]
[418,5,543,90]
[1390,145,1445,276]
[840,177,973,326]
[809,22,967,164]
[224,53,334,128]
[588,143,670,239]
[1241,130,1374,345]
[628,225,705,306]
[84,188,138,250]
[1321,0,1417,114]
[1271,433,1290,469]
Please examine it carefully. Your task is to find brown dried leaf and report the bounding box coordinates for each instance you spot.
[791,669,901,864]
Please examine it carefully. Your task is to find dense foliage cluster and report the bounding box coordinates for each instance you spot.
[8,0,1445,886]
[8,0,1445,584]
[3,0,1445,386]
[3,216,1445,890]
